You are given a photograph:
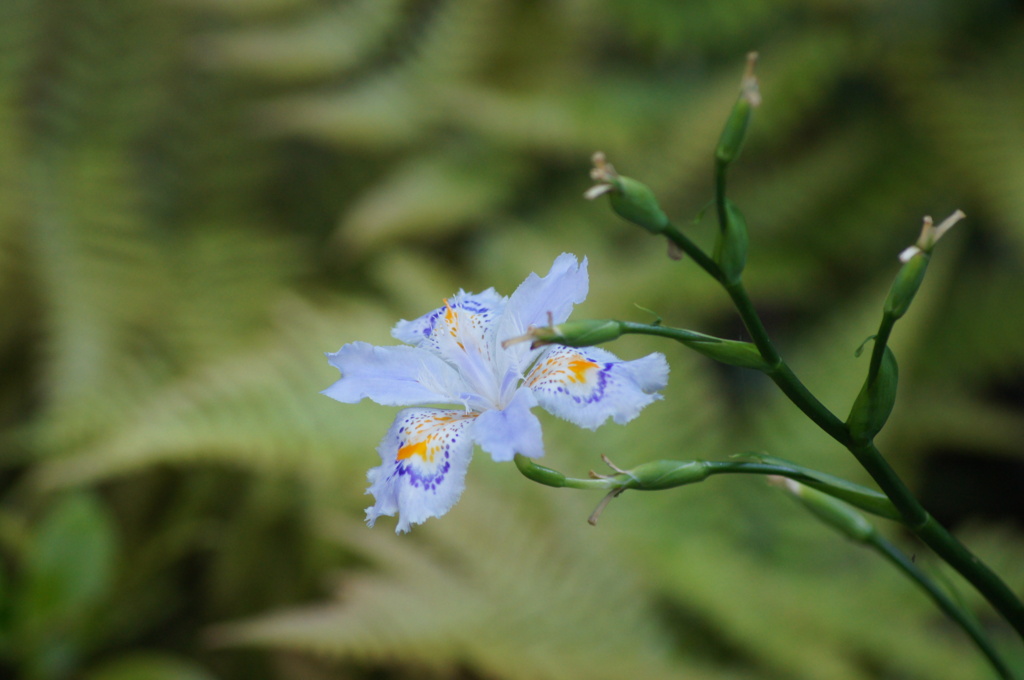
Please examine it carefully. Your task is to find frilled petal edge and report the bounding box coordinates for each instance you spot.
[391,288,506,346]
[526,345,669,431]
[498,253,588,338]
[366,408,478,534]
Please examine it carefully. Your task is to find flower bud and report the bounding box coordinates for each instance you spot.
[715,52,760,167]
[541,319,624,347]
[586,153,669,235]
[774,478,875,542]
[714,199,749,283]
[884,251,929,320]
[847,346,898,443]
[502,319,624,350]
[899,210,965,263]
[682,337,769,372]
[514,454,566,488]
[626,460,709,490]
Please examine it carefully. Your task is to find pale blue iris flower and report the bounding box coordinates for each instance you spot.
[323,254,669,533]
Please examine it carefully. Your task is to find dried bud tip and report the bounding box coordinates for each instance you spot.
[585,152,621,200]
[765,475,798,492]
[589,151,618,183]
[902,209,965,261]
[932,209,966,242]
[741,52,761,107]
[584,183,614,200]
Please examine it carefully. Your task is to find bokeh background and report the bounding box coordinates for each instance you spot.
[2,0,1024,678]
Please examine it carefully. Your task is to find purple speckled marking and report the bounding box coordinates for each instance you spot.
[527,347,614,405]
[421,297,495,340]
[387,411,474,494]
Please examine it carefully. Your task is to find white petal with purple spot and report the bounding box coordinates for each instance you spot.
[366,408,477,533]
[527,345,669,430]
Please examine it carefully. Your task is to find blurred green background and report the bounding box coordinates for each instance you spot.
[2,0,1024,678]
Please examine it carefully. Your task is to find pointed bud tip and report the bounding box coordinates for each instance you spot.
[933,209,966,241]
[907,209,965,258]
[589,151,617,182]
[742,52,761,107]
[584,184,614,200]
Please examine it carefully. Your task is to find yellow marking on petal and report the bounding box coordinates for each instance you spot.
[397,439,431,462]
[566,356,599,383]
[396,413,475,463]
[442,298,459,335]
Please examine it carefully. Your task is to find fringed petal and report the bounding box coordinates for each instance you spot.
[366,408,478,533]
[526,346,668,430]
[392,288,505,348]
[498,253,588,341]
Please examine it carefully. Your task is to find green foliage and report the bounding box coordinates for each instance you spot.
[3,493,116,679]
[1,0,1023,678]
[84,653,220,680]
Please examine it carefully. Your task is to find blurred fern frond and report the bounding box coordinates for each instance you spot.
[33,298,391,488]
[3,0,1023,678]
[211,491,725,680]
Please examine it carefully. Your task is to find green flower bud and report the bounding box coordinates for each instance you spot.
[514,454,566,488]
[502,319,624,350]
[586,153,669,235]
[884,252,929,320]
[776,478,875,542]
[714,199,749,284]
[887,211,965,319]
[625,460,709,490]
[715,52,760,167]
[682,337,769,372]
[609,177,670,234]
[542,319,624,348]
[847,345,898,443]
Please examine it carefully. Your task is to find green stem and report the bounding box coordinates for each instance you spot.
[514,453,898,520]
[662,221,723,283]
[867,532,1015,680]
[713,254,1024,636]
[702,460,899,519]
[868,313,897,387]
[715,162,729,236]
[621,281,1024,637]
[752,312,1024,636]
[724,279,781,366]
[624,144,1024,642]
[618,322,726,346]
[515,452,1015,678]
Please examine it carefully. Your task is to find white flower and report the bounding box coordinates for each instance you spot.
[323,254,669,532]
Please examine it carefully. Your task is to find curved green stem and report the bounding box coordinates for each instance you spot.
[618,285,1024,637]
[662,222,723,282]
[867,313,897,387]
[513,453,898,520]
[516,452,1015,678]
[715,163,729,236]
[612,135,1024,642]
[867,532,1015,680]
